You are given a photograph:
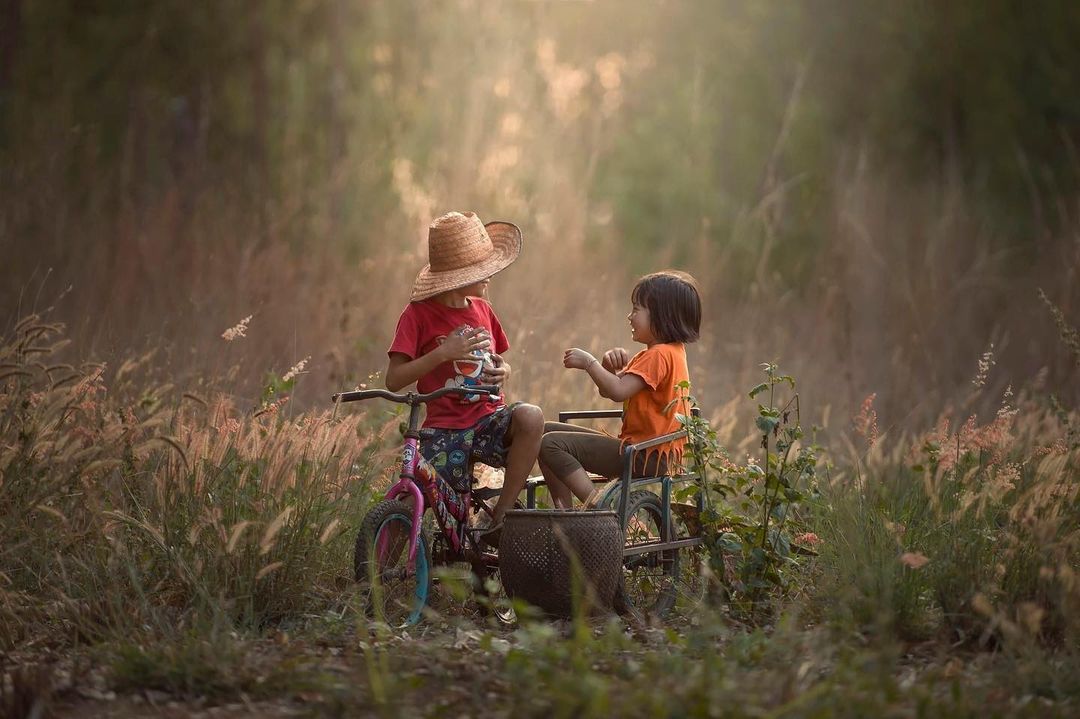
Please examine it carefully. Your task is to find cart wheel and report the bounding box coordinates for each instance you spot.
[614,490,680,617]
[470,562,517,626]
[467,491,523,625]
[354,499,432,627]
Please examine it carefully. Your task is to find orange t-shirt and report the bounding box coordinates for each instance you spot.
[619,342,691,467]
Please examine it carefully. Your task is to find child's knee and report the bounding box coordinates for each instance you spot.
[539,433,558,462]
[512,403,544,436]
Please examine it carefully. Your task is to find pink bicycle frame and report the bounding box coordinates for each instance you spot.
[332,385,500,575]
[382,435,468,570]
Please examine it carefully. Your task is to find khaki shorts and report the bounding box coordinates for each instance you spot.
[538,421,668,480]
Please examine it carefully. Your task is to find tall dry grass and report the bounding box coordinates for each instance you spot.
[0,315,399,650]
[815,373,1080,651]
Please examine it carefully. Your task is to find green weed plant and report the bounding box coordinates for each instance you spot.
[677,363,822,618]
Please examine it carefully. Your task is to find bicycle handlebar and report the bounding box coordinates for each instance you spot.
[331,384,502,405]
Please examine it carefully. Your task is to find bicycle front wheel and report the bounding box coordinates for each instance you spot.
[354,499,432,627]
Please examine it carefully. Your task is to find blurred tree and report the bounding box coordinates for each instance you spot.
[2,0,1079,301]
[0,2,15,154]
[808,0,1080,236]
[593,1,826,281]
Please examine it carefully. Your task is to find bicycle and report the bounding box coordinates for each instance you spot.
[332,384,513,627]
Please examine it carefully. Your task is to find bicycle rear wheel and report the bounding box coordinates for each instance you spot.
[354,499,432,627]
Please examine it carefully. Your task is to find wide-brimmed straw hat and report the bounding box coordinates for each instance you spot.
[411,211,522,302]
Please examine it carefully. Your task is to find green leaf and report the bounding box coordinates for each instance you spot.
[718,532,743,553]
[748,382,769,399]
[755,416,779,434]
[674,486,697,502]
[769,528,791,557]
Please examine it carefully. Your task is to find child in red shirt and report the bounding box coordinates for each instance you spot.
[539,271,701,507]
[386,211,544,539]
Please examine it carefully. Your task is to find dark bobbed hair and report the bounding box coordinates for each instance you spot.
[630,270,701,344]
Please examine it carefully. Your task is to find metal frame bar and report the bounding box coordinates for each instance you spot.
[616,429,688,529]
[557,409,624,423]
[623,537,704,556]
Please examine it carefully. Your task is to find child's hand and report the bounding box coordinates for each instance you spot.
[481,353,510,386]
[601,347,630,372]
[438,326,491,362]
[563,348,598,370]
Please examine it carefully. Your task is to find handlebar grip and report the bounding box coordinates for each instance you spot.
[331,388,401,403]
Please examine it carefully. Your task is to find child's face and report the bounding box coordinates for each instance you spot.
[628,302,655,344]
[460,277,491,298]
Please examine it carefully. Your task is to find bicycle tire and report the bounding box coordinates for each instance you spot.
[615,490,680,618]
[354,499,433,627]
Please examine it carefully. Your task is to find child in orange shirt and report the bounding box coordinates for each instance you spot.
[539,270,701,507]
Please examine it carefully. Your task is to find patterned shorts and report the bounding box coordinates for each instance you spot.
[419,403,520,493]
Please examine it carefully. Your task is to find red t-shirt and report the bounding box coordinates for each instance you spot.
[387,298,509,429]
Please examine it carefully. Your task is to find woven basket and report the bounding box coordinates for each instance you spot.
[499,509,622,618]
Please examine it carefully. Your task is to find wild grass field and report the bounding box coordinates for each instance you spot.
[4,2,1080,716]
[2,288,1078,717]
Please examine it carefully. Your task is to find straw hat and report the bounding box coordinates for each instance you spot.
[411,211,522,301]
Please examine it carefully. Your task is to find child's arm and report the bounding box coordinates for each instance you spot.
[385,327,490,391]
[564,348,646,402]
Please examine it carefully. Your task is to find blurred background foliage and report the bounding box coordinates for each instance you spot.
[1,0,1078,426]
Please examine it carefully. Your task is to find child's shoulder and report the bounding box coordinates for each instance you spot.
[398,300,428,320]
[627,343,684,374]
[402,298,451,316]
[395,299,442,330]
[641,342,685,359]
